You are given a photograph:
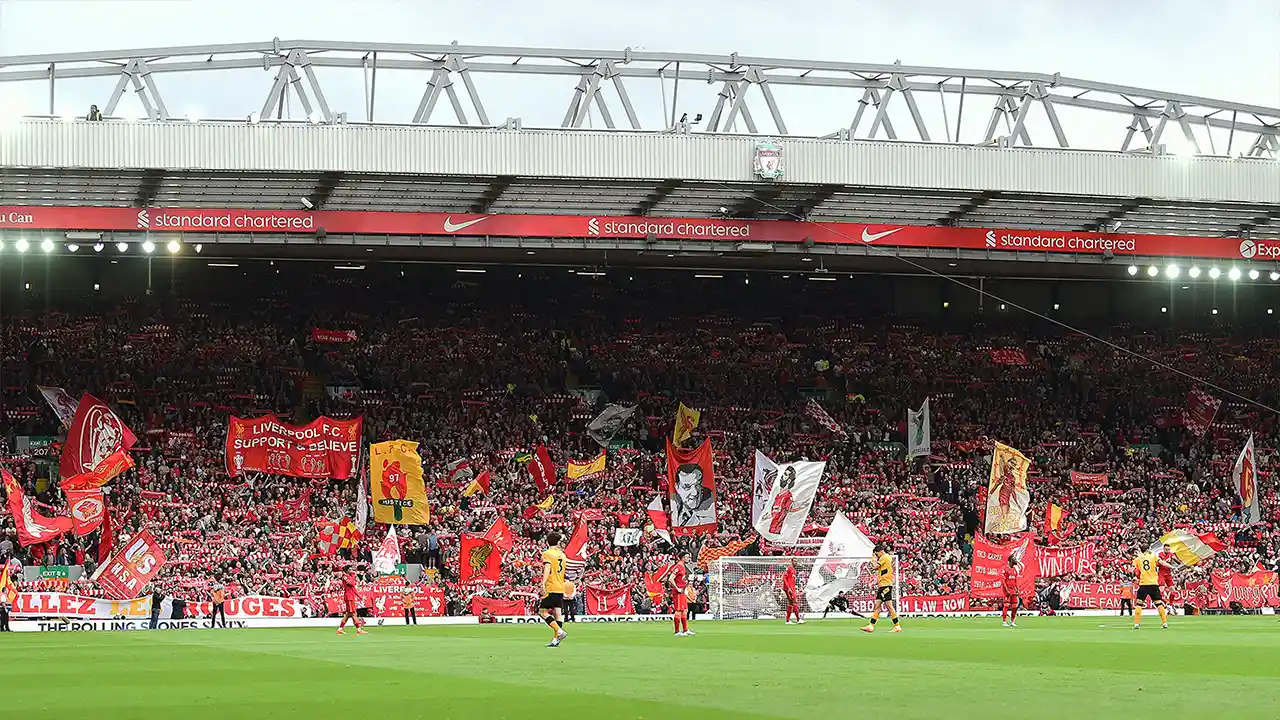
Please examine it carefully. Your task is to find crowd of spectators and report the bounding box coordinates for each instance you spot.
[1,275,1277,615]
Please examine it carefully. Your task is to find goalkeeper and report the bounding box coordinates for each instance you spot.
[821,592,863,619]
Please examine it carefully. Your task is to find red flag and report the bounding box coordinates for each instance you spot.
[646,495,672,543]
[470,596,525,616]
[969,534,1038,599]
[65,488,106,537]
[484,516,515,552]
[529,444,555,494]
[584,584,635,615]
[96,529,166,600]
[666,440,717,536]
[97,500,115,565]
[1182,389,1221,438]
[58,393,137,484]
[645,564,673,604]
[2,469,73,547]
[281,489,311,523]
[563,519,589,576]
[459,532,501,586]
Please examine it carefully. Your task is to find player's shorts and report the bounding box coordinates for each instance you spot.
[538,592,564,610]
[1136,585,1163,603]
[1003,593,1019,605]
[784,589,797,605]
[343,599,357,615]
[876,585,894,603]
[672,590,689,613]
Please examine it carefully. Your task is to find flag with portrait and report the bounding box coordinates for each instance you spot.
[751,452,825,545]
[984,442,1031,534]
[666,439,717,536]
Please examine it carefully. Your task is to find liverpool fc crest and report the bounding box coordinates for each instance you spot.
[753,139,784,180]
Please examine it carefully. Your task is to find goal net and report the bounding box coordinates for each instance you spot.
[708,555,899,620]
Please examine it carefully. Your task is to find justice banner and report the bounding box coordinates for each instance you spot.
[584,584,635,615]
[11,592,151,618]
[969,534,1038,599]
[96,530,167,601]
[1212,570,1279,608]
[369,440,429,524]
[225,414,363,480]
[1035,543,1097,578]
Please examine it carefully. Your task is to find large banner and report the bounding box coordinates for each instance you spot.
[66,488,106,537]
[906,398,931,459]
[845,593,970,615]
[970,534,1038,599]
[225,414,362,479]
[459,533,501,586]
[97,530,167,600]
[1058,582,1132,610]
[584,584,635,615]
[803,512,876,610]
[471,596,526,616]
[1233,435,1261,525]
[666,439,717,536]
[186,596,307,619]
[36,385,80,429]
[1036,543,1096,578]
[369,440,429,524]
[985,442,1031,534]
[752,452,825,545]
[311,328,357,343]
[2,469,74,546]
[59,393,137,489]
[12,592,151,618]
[1212,570,1279,608]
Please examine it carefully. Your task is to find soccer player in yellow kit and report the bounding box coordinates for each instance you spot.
[860,545,902,633]
[1133,546,1172,630]
[539,532,570,647]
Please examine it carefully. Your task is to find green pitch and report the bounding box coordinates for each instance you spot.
[4,616,1280,719]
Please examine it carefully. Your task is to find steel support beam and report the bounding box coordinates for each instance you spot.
[102,58,170,120]
[563,60,641,130]
[413,55,490,126]
[260,49,333,123]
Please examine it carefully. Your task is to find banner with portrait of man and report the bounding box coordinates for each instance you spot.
[984,442,1031,534]
[666,439,717,536]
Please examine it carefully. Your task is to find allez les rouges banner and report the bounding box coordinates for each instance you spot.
[225,414,363,480]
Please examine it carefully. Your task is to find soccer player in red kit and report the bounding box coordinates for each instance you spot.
[670,553,695,637]
[782,560,803,624]
[336,568,368,635]
[1001,554,1020,627]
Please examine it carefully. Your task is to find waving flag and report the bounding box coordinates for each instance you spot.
[752,452,826,545]
[1233,435,1260,524]
[645,564,673,604]
[585,585,635,615]
[59,393,138,487]
[646,495,672,544]
[666,439,717,535]
[371,527,402,576]
[2,469,73,547]
[36,385,80,429]
[462,470,491,497]
[529,444,555,494]
[65,488,106,537]
[563,520,590,578]
[1160,529,1226,566]
[0,563,16,605]
[370,440,429,525]
[805,399,847,437]
[803,512,875,610]
[906,398,931,458]
[751,450,771,528]
[447,458,473,485]
[567,452,607,481]
[697,538,754,569]
[484,516,515,553]
[672,403,701,447]
[459,532,500,586]
[587,404,637,447]
[1042,503,1070,542]
[1183,389,1221,438]
[985,442,1031,534]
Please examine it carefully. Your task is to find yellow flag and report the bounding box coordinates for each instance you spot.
[370,440,430,525]
[567,452,606,480]
[536,495,555,511]
[673,402,701,446]
[984,442,1030,535]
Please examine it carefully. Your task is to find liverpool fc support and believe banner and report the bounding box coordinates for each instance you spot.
[225,414,363,479]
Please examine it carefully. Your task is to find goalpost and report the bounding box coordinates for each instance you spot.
[708,555,899,620]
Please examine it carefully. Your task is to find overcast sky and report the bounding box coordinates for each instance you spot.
[0,0,1277,150]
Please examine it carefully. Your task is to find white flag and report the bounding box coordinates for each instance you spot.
[372,527,401,575]
[355,459,369,533]
[1233,434,1261,525]
[907,398,931,459]
[751,450,772,528]
[752,452,826,545]
[613,527,643,547]
[803,512,875,610]
[645,495,672,544]
[37,385,79,429]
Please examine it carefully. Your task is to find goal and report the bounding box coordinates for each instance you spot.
[708,555,898,620]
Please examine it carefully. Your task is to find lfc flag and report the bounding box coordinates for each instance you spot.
[36,385,80,429]
[459,532,501,586]
[369,440,429,525]
[803,512,875,610]
[584,584,635,615]
[2,469,73,546]
[985,442,1031,534]
[59,393,137,485]
[906,398,931,459]
[563,519,590,578]
[645,564,673,604]
[666,440,717,535]
[65,488,106,537]
[371,527,402,576]
[1233,435,1261,525]
[484,516,515,552]
[529,444,555,494]
[567,452,607,481]
[462,470,491,497]
[672,402,701,447]
[752,451,825,545]
[97,529,166,600]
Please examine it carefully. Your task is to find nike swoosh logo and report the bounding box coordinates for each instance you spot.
[861,227,903,243]
[443,216,491,233]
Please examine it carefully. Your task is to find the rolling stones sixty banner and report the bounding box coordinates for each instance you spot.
[225,415,363,479]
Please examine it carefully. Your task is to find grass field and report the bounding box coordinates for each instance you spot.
[4,616,1280,719]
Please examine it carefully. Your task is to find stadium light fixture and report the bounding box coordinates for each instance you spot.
[116,242,128,252]
[93,283,100,291]
[167,240,181,254]
[194,244,203,254]
[999,303,1007,310]
[1270,309,1275,315]
[15,238,28,253]
[93,242,104,253]
[1165,265,1179,278]
[66,243,79,253]
[1127,265,1138,276]
[694,274,723,279]
[1146,266,1159,277]
[24,282,30,290]
[1053,303,1060,310]
[457,268,487,274]
[40,238,54,253]
[1208,267,1221,279]
[1189,267,1201,278]
[1248,269,1260,280]
[142,240,156,254]
[1212,308,1219,315]
[1272,271,1280,282]
[1228,268,1241,281]
[1161,306,1167,313]
[942,301,950,308]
